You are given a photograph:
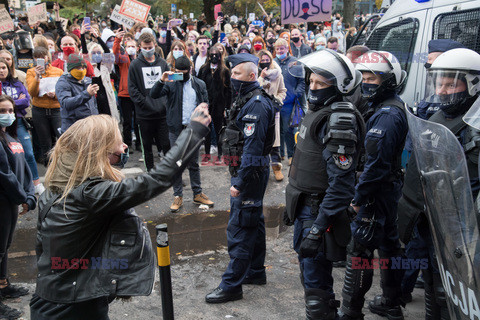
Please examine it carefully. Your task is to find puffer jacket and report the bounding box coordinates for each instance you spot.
[55,74,98,133]
[34,121,209,303]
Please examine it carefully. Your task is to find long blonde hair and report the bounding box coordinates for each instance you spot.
[45,115,124,203]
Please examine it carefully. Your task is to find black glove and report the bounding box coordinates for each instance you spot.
[299,226,324,258]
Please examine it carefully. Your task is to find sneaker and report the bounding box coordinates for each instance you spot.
[201,154,213,166]
[0,301,22,319]
[0,280,29,298]
[170,196,183,213]
[271,164,284,181]
[34,183,45,195]
[210,145,218,155]
[193,193,214,207]
[368,295,404,320]
[214,156,226,166]
[288,157,293,166]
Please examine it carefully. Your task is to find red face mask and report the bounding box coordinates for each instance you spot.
[72,29,81,38]
[62,46,76,58]
[254,44,263,51]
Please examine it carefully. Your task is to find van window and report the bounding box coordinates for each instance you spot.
[433,8,480,54]
[364,18,419,93]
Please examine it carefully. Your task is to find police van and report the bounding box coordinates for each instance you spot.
[353,0,480,108]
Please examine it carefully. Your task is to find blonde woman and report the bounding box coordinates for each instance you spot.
[257,49,287,181]
[30,107,210,320]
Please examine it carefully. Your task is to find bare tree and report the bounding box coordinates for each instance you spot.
[344,0,355,28]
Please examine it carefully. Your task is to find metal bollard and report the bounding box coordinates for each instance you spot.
[156,224,174,320]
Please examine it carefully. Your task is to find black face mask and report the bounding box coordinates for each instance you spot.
[209,54,220,64]
[424,62,432,69]
[291,36,300,43]
[308,86,337,107]
[259,62,270,70]
[267,38,275,45]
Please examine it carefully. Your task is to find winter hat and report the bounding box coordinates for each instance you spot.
[67,54,87,72]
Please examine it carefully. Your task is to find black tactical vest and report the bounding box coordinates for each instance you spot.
[288,106,333,194]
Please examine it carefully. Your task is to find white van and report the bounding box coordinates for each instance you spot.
[353,0,480,108]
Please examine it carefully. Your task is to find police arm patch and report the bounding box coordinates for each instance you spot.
[244,123,255,137]
[333,154,353,170]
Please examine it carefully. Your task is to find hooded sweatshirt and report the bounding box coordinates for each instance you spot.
[128,52,169,120]
[1,79,31,117]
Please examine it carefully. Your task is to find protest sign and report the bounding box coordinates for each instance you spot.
[28,2,47,25]
[214,4,221,20]
[179,9,183,15]
[39,77,60,97]
[190,12,194,19]
[248,13,255,21]
[281,0,332,24]
[119,0,151,23]
[0,8,14,34]
[111,5,136,29]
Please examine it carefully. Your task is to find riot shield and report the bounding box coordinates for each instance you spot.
[407,107,480,320]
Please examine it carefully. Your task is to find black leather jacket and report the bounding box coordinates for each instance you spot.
[34,121,208,303]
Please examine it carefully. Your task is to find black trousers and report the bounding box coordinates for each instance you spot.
[204,107,225,156]
[0,198,18,279]
[30,294,110,320]
[31,107,61,164]
[119,97,140,147]
[137,118,170,171]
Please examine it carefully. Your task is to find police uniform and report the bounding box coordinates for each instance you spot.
[285,99,364,319]
[341,92,408,318]
[206,54,276,302]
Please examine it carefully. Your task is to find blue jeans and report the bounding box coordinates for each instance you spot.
[169,131,202,197]
[280,107,295,158]
[17,119,39,181]
[294,205,334,293]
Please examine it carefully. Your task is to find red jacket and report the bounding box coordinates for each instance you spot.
[52,58,95,78]
[112,37,131,98]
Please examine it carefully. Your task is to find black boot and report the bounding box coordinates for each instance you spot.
[304,288,339,320]
[368,295,404,320]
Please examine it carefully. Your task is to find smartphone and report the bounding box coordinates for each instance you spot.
[218,12,224,17]
[92,76,102,86]
[168,73,184,81]
[84,17,91,30]
[36,58,45,69]
[219,32,226,43]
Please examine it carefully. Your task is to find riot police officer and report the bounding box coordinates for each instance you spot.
[284,49,365,319]
[339,50,408,320]
[399,48,480,320]
[205,53,276,303]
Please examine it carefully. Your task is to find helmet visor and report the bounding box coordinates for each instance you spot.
[14,32,33,51]
[424,70,469,106]
[463,96,480,130]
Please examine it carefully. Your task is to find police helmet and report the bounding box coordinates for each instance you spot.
[355,50,406,92]
[14,31,33,52]
[288,49,362,95]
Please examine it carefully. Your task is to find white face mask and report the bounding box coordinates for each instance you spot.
[173,50,184,59]
[126,47,136,55]
[0,113,16,128]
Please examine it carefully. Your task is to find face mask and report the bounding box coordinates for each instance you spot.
[291,37,300,43]
[135,32,141,40]
[245,43,251,50]
[277,52,287,60]
[160,30,167,38]
[112,149,129,168]
[188,49,194,56]
[101,23,107,28]
[141,48,155,58]
[308,86,336,106]
[231,78,254,95]
[438,91,468,115]
[249,36,255,41]
[106,41,114,49]
[70,69,87,80]
[316,45,325,51]
[49,48,55,55]
[209,54,220,64]
[173,50,184,59]
[253,44,262,51]
[267,38,275,45]
[361,83,379,98]
[424,62,432,69]
[62,46,76,58]
[126,47,136,55]
[259,62,270,70]
[0,113,15,128]
[91,53,103,64]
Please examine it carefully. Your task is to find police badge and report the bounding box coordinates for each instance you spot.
[333,154,353,170]
[244,123,255,136]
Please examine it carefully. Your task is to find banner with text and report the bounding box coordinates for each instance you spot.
[119,0,151,23]
[281,0,332,24]
[111,5,136,29]
[28,2,47,25]
[0,8,14,34]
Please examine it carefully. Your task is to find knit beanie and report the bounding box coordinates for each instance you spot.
[67,54,86,72]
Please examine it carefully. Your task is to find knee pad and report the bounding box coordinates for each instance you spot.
[305,288,339,320]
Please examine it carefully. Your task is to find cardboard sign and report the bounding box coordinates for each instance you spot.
[248,13,255,21]
[190,12,194,19]
[171,3,176,12]
[111,5,136,29]
[178,9,183,15]
[28,2,47,25]
[119,0,151,23]
[0,8,14,34]
[281,0,332,24]
[214,4,221,20]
